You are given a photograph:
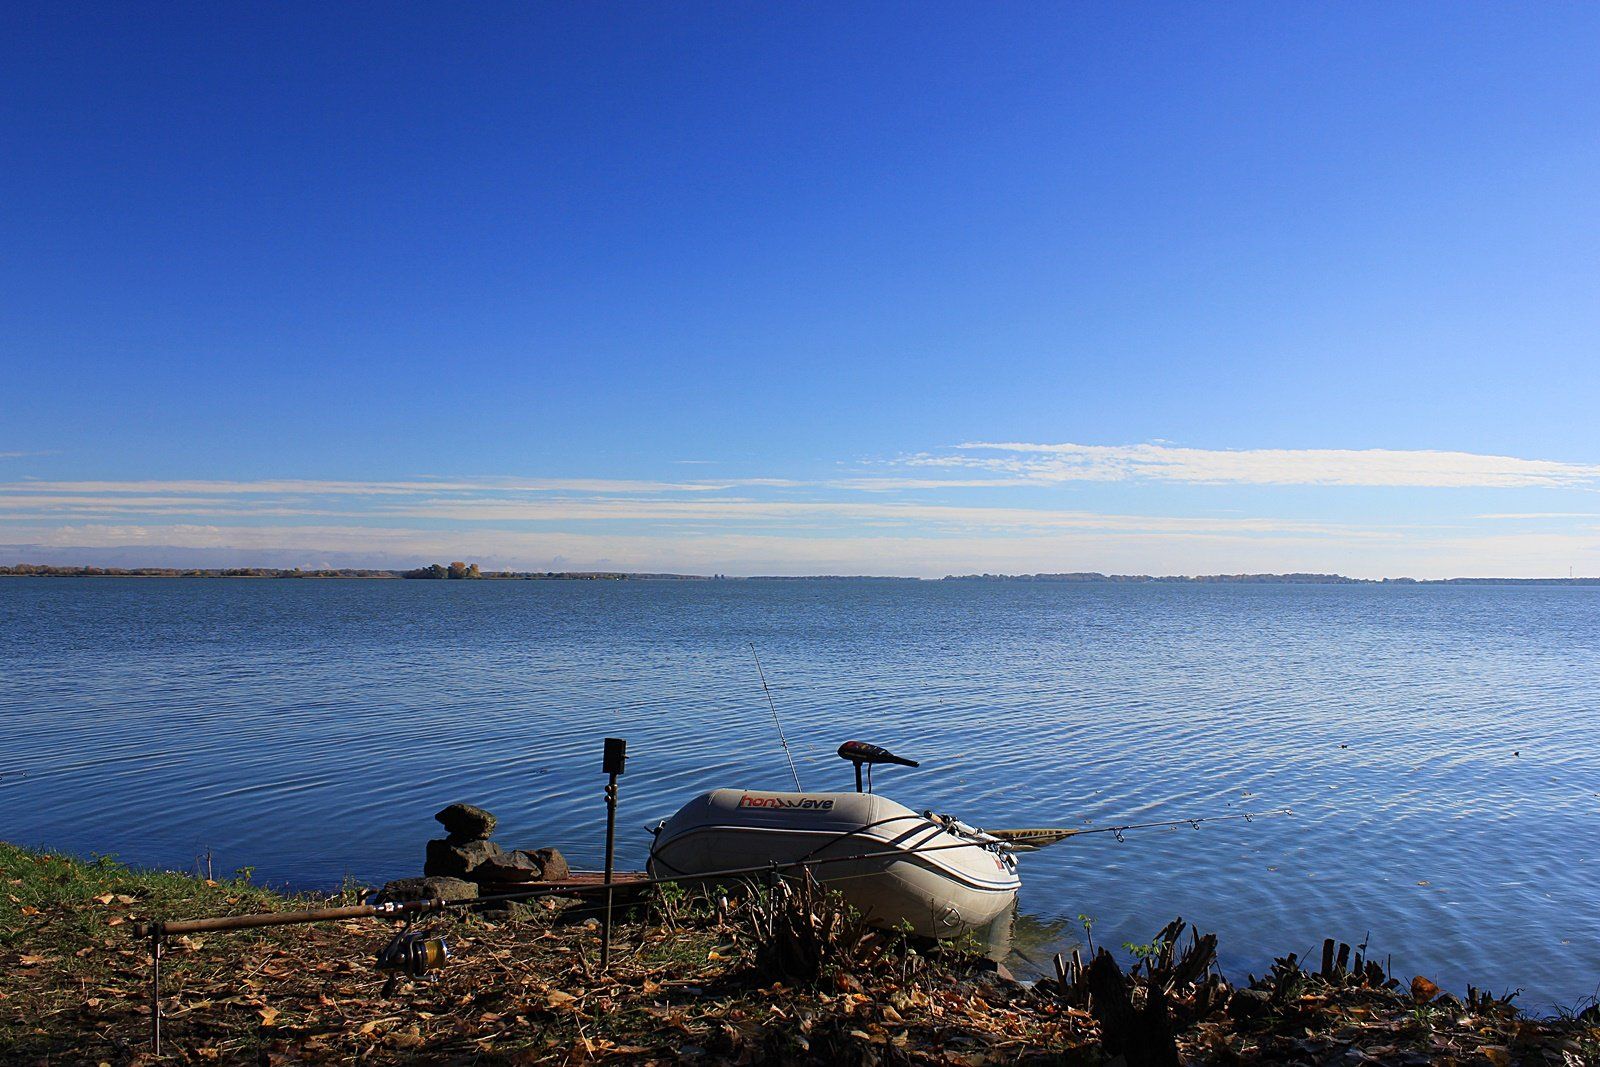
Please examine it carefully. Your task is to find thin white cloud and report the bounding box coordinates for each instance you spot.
[3,476,1401,543]
[0,478,1394,538]
[0,477,789,497]
[904,442,1600,489]
[825,477,1030,492]
[373,496,1389,537]
[1475,512,1600,521]
[5,439,1599,576]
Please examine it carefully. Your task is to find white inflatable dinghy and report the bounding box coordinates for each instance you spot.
[647,741,1020,937]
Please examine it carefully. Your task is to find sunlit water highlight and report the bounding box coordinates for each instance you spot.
[3,578,1598,1007]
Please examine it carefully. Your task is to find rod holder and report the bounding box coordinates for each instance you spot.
[149,927,165,1055]
[600,737,626,970]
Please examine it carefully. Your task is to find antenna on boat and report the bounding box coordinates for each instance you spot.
[750,644,804,791]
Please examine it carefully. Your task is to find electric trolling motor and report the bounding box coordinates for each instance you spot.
[837,739,919,793]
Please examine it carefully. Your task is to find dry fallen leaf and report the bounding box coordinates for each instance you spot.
[1411,976,1440,1004]
[18,955,50,966]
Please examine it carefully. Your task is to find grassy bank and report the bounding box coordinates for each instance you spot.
[3,843,1596,1064]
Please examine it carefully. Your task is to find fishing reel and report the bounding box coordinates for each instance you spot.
[376,925,449,996]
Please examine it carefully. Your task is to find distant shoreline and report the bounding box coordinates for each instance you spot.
[942,571,1600,586]
[2,563,1596,585]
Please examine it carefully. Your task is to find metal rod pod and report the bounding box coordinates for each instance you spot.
[600,750,622,969]
[150,933,162,1055]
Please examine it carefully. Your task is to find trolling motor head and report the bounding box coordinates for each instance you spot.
[837,740,919,793]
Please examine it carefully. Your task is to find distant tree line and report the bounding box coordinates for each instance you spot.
[943,572,1369,583]
[401,561,483,579]
[0,563,711,580]
[5,563,1598,584]
[0,564,397,578]
[940,572,1600,585]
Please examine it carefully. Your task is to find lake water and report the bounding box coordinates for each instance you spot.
[3,577,1598,1007]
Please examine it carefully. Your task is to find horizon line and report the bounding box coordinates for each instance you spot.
[3,561,1596,585]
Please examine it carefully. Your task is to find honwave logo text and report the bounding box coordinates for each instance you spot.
[738,794,836,811]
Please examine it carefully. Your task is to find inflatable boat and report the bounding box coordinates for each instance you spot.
[647,741,1020,937]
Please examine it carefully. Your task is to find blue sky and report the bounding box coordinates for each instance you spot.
[3,3,1598,576]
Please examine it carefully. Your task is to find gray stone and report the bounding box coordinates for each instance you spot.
[477,850,543,884]
[967,958,1022,992]
[424,837,503,878]
[434,802,497,839]
[530,847,568,881]
[1432,992,1464,1013]
[973,957,1014,979]
[376,876,478,903]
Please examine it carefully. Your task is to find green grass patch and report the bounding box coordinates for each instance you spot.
[0,843,321,1059]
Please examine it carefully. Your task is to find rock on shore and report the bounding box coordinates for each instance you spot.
[374,876,478,902]
[433,802,496,841]
[413,803,567,892]
[423,837,503,878]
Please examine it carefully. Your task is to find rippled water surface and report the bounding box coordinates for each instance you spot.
[4,578,1598,1005]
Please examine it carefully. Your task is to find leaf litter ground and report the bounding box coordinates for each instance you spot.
[3,845,1596,1065]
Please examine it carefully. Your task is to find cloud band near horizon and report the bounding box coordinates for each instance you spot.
[909,442,1600,489]
[2,440,1598,577]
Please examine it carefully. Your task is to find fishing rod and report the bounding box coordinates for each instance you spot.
[749,643,803,790]
[987,808,1294,849]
